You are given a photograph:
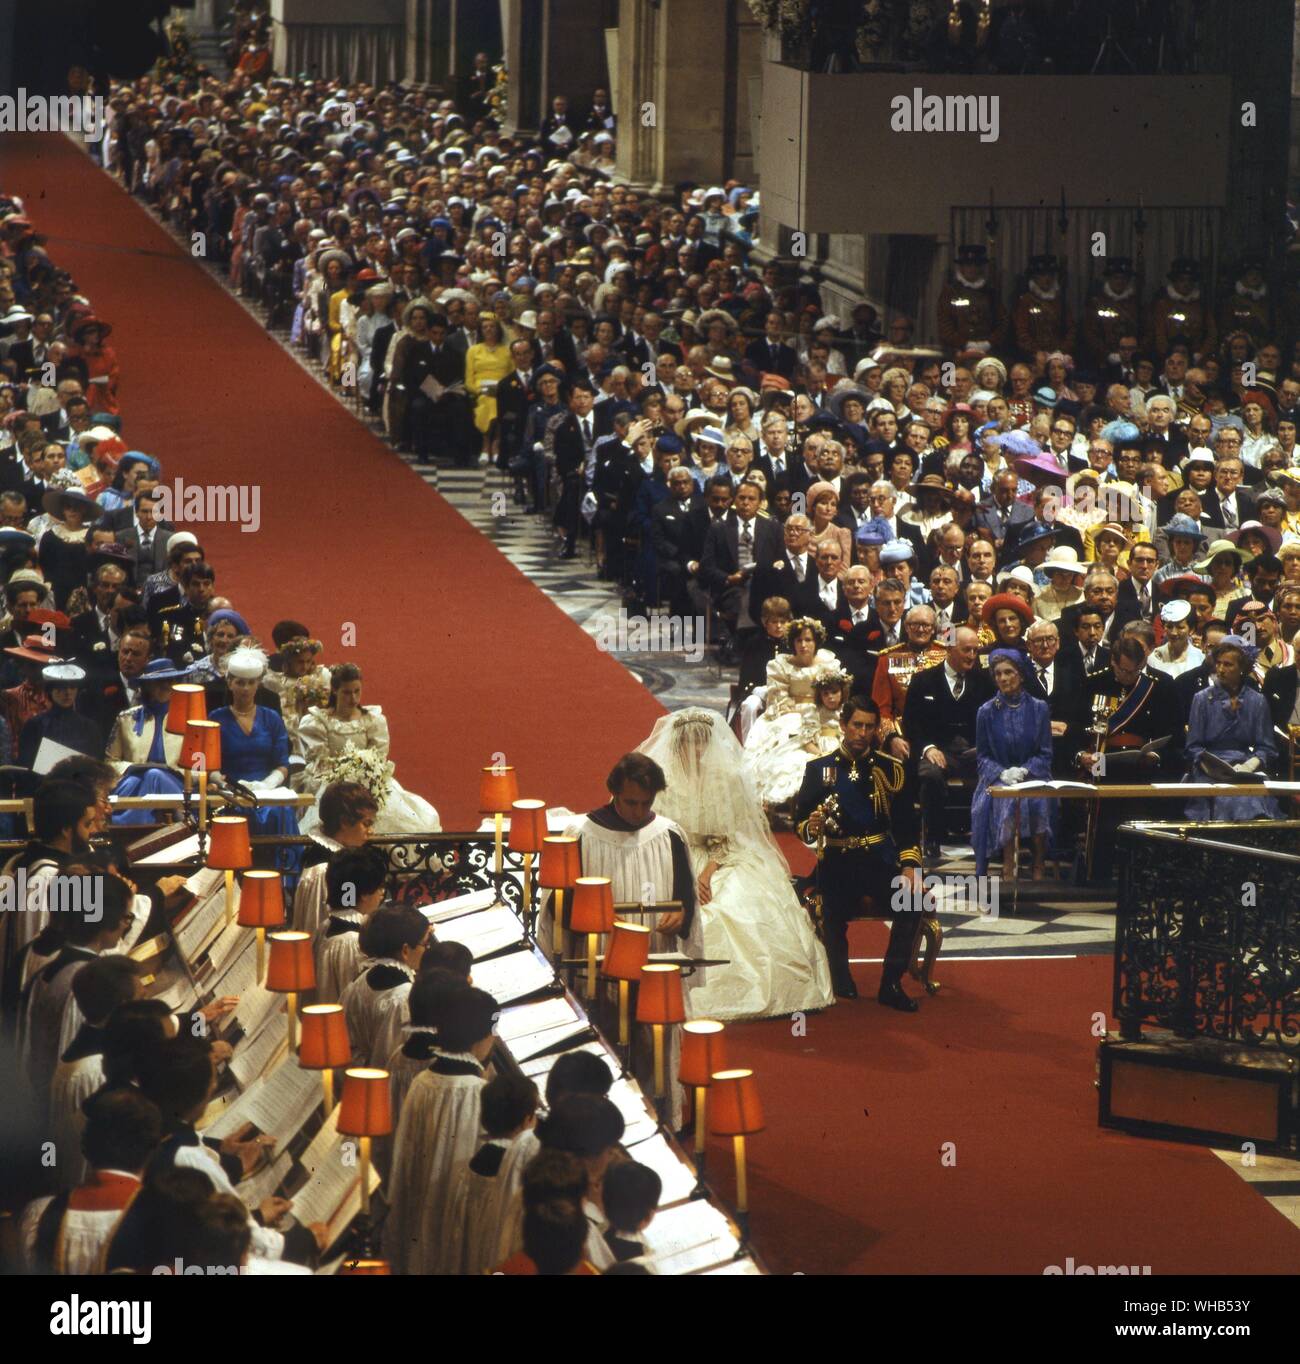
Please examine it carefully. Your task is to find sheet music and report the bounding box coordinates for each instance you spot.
[495,995,583,1046]
[150,964,198,1014]
[290,1108,380,1236]
[134,832,203,866]
[606,1078,659,1145]
[215,937,281,1039]
[175,878,231,961]
[700,1256,761,1276]
[642,1199,738,1270]
[206,1053,322,1142]
[422,887,498,923]
[629,1132,698,1207]
[468,947,555,1004]
[475,807,577,834]
[205,915,248,978]
[435,904,525,959]
[237,1150,292,1212]
[33,736,81,776]
[229,1014,287,1089]
[518,1040,609,1082]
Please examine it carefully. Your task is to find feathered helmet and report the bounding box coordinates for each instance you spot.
[782,616,827,651]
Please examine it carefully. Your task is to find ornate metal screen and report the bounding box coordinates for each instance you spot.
[1114,822,1300,1051]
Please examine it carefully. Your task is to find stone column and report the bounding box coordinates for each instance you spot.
[615,0,730,197]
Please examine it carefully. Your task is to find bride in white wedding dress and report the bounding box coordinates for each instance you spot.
[637,707,834,1020]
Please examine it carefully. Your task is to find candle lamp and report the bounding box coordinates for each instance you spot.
[538,835,580,960]
[508,799,547,937]
[635,963,685,1117]
[680,1020,727,1192]
[182,719,221,848]
[206,815,252,927]
[236,868,284,979]
[601,920,651,1053]
[338,1067,392,1231]
[710,1067,764,1251]
[266,931,315,1054]
[299,1004,351,1112]
[167,684,207,805]
[478,763,519,891]
[568,876,614,999]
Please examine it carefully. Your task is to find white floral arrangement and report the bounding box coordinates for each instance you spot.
[319,740,394,810]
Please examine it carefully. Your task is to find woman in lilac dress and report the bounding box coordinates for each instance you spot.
[971,648,1054,879]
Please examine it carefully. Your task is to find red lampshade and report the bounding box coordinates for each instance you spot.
[265,931,315,993]
[602,921,651,981]
[236,870,284,928]
[180,718,221,772]
[479,764,519,814]
[298,1004,352,1071]
[635,963,685,1024]
[710,1068,765,1135]
[538,835,581,889]
[206,816,252,871]
[338,1067,393,1137]
[569,876,614,934]
[507,799,547,853]
[165,683,207,735]
[679,1020,727,1088]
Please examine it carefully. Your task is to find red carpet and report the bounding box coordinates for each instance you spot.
[8,136,1299,1274]
[2,134,664,827]
[719,944,1300,1274]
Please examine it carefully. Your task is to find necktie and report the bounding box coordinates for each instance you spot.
[793,556,805,582]
[1223,500,1236,529]
[1037,666,1048,691]
[582,417,591,443]
[741,522,752,548]
[953,676,964,699]
[1139,585,1150,613]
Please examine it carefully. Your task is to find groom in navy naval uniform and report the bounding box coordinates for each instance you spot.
[795,695,923,1010]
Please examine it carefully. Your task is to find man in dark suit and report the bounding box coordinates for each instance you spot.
[1117,542,1161,623]
[1198,457,1256,533]
[1059,572,1139,656]
[901,625,994,858]
[550,378,600,559]
[700,480,783,655]
[1262,647,1300,744]
[927,564,967,642]
[99,492,174,578]
[1023,618,1087,775]
[1142,394,1189,465]
[401,310,477,466]
[743,312,798,382]
[974,470,1035,557]
[828,564,886,689]
[650,467,707,615]
[78,626,153,745]
[533,309,579,377]
[750,513,818,620]
[495,338,537,481]
[805,540,852,635]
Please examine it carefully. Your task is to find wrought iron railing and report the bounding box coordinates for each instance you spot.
[1114,821,1300,1050]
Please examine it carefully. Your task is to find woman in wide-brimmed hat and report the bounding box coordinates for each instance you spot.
[67,315,120,416]
[1195,538,1252,620]
[105,658,192,823]
[37,489,99,610]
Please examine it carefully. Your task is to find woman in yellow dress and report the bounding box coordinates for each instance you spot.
[465,313,513,464]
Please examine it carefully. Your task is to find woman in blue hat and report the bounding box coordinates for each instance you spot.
[105,658,190,825]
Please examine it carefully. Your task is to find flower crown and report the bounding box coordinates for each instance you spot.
[812,665,850,693]
[782,616,827,650]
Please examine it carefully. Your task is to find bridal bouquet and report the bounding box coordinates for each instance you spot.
[320,741,393,810]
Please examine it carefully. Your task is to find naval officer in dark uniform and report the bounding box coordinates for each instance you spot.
[795,695,924,1011]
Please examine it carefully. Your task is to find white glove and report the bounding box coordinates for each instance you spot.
[1001,767,1028,784]
[1233,757,1262,774]
[250,771,286,792]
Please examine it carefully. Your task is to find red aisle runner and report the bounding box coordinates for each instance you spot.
[1,134,664,826]
[6,135,1299,1276]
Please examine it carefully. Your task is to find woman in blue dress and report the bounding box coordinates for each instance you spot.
[209,646,302,884]
[1184,635,1281,822]
[971,648,1055,879]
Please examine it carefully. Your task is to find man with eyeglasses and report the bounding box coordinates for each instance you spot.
[1202,455,1256,533]
[1119,544,1160,622]
[1046,413,1084,473]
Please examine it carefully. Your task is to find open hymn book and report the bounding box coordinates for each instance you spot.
[288,1107,381,1248]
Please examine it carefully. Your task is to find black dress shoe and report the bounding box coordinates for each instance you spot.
[833,976,859,1000]
[877,983,919,1012]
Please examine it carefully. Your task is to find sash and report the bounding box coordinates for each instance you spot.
[1107,673,1156,740]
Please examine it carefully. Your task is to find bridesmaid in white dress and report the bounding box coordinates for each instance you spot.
[299,663,441,836]
[741,617,841,807]
[638,707,834,1020]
